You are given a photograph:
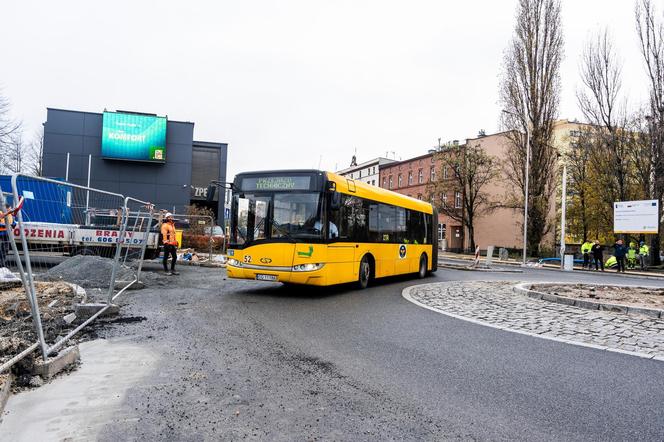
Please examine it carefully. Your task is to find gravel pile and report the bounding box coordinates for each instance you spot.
[40,255,135,288]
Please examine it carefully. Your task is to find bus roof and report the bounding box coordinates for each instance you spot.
[232,169,434,214]
[325,171,433,214]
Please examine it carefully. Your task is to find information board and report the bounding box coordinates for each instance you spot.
[613,200,659,234]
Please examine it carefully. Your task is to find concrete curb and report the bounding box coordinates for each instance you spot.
[437,261,523,273]
[513,282,664,319]
[32,345,80,379]
[439,252,664,281]
[0,373,13,421]
[401,282,662,362]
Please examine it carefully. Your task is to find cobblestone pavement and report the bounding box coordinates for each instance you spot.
[405,281,664,361]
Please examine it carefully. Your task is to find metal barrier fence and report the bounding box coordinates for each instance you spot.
[169,214,220,263]
[0,174,161,372]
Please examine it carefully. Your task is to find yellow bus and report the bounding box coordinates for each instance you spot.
[226,170,438,288]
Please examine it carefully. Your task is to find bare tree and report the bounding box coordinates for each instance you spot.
[429,143,498,251]
[27,129,45,176]
[636,0,664,265]
[577,30,623,131]
[499,0,564,256]
[0,92,21,147]
[2,131,25,174]
[575,29,640,243]
[0,92,22,174]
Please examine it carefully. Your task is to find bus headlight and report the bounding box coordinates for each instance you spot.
[292,263,324,272]
[228,258,242,267]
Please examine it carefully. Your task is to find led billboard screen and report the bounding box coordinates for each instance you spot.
[101,111,167,162]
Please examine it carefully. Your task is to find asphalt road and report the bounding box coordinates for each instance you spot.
[7,263,664,441]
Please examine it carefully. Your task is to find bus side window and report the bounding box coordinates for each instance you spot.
[425,214,433,244]
[407,210,426,244]
[368,203,380,242]
[378,204,396,243]
[396,207,407,243]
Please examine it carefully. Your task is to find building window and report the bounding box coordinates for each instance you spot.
[398,174,403,187]
[408,172,413,185]
[430,166,435,182]
[417,194,422,200]
[382,177,386,188]
[441,193,448,206]
[455,191,462,208]
[389,176,393,189]
[418,169,423,184]
[372,180,375,185]
[443,166,448,179]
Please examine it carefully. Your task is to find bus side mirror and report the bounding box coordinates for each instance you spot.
[206,185,217,202]
[330,192,342,211]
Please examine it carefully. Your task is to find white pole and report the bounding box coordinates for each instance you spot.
[522,128,530,265]
[85,154,91,224]
[560,164,567,270]
[65,152,70,181]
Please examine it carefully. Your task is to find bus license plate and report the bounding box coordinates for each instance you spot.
[256,274,277,282]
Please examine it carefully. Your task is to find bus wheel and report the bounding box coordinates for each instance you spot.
[418,254,428,279]
[357,256,371,289]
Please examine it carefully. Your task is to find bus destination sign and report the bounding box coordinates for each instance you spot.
[241,176,311,191]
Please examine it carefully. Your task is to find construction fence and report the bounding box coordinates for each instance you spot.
[0,174,160,374]
[170,213,227,265]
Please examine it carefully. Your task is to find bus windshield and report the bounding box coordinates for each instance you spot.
[232,192,323,245]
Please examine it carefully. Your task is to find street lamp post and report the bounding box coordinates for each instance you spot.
[560,163,567,270]
[503,110,531,265]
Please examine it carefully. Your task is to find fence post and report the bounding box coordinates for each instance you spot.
[10,174,49,361]
[208,215,213,261]
[133,200,155,282]
[107,197,130,303]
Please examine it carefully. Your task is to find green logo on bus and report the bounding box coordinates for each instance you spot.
[297,246,314,257]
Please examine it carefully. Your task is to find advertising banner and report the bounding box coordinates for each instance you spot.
[613,200,659,234]
[101,111,167,162]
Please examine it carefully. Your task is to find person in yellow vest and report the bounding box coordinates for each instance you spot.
[0,203,16,269]
[161,212,179,275]
[580,240,593,269]
[639,241,650,270]
[627,243,638,270]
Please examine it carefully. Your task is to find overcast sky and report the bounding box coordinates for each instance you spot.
[1,0,653,178]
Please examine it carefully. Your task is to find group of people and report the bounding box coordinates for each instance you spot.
[580,239,650,273]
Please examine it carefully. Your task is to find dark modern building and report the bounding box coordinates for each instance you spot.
[42,108,228,225]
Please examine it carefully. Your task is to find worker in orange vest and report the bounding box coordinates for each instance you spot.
[161,212,179,275]
[0,203,16,269]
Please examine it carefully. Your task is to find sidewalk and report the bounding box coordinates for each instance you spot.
[439,251,664,279]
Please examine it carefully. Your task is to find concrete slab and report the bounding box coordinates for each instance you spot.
[74,303,120,320]
[0,373,13,422]
[32,345,80,379]
[1,338,159,441]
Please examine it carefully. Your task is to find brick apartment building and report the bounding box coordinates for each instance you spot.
[380,119,583,253]
[379,152,465,251]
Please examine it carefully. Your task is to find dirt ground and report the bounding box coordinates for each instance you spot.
[531,283,664,310]
[0,280,85,386]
